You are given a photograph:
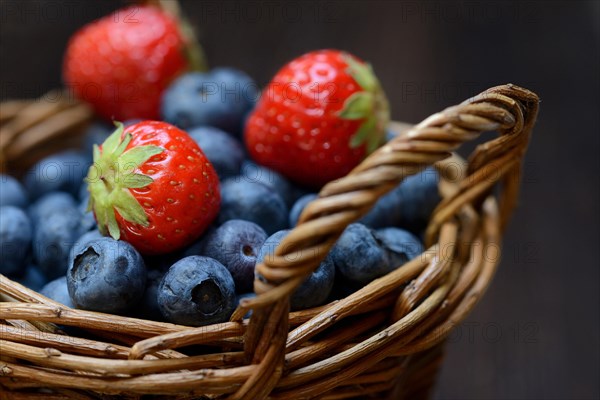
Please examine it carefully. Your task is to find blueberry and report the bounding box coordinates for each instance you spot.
[376,227,424,267]
[0,206,32,275]
[40,277,75,308]
[257,230,335,310]
[33,206,83,279]
[82,122,112,157]
[201,219,267,292]
[68,229,103,266]
[218,178,288,235]
[240,161,295,207]
[135,269,165,321]
[67,237,146,313]
[161,68,257,135]
[157,256,236,326]
[289,193,318,227]
[78,181,89,202]
[28,192,77,227]
[385,128,398,143]
[331,223,423,285]
[78,196,97,233]
[23,150,90,200]
[13,264,47,292]
[0,174,28,208]
[359,167,440,233]
[188,126,244,180]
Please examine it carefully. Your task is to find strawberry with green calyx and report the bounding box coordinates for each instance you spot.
[87,121,220,255]
[63,5,207,121]
[245,49,390,188]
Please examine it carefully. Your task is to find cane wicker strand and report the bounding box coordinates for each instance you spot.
[0,84,538,399]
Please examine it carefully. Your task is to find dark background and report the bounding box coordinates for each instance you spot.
[1,1,598,399]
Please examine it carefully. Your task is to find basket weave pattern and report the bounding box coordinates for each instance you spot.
[0,84,539,399]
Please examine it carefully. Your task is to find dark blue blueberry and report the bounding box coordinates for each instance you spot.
[161,68,258,135]
[359,167,440,234]
[257,230,335,310]
[240,161,295,207]
[40,276,75,308]
[218,178,288,235]
[331,223,424,285]
[23,150,90,200]
[78,196,97,233]
[67,237,146,313]
[13,264,47,292]
[236,292,256,319]
[82,122,112,158]
[68,229,103,266]
[289,193,318,227]
[188,126,244,180]
[201,219,267,293]
[33,206,83,279]
[157,256,236,326]
[135,269,166,321]
[0,174,28,208]
[78,181,89,202]
[376,227,424,266]
[0,206,32,275]
[28,191,77,227]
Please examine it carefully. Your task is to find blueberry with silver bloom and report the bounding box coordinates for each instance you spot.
[161,68,257,135]
[67,237,146,313]
[257,230,335,311]
[0,206,32,275]
[14,264,47,292]
[201,219,267,292]
[218,178,288,235]
[188,126,244,180]
[24,150,90,200]
[28,192,77,227]
[40,276,75,308]
[240,161,296,207]
[33,206,83,280]
[157,256,236,326]
[331,223,423,285]
[0,174,28,208]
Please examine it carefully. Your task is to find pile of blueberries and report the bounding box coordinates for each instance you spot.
[0,68,440,327]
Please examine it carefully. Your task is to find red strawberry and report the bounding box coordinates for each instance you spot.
[86,121,220,255]
[244,49,390,188]
[63,6,189,121]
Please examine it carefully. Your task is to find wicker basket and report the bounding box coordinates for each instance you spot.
[0,84,539,399]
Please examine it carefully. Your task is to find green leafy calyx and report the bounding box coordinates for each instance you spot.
[340,53,391,154]
[85,122,164,240]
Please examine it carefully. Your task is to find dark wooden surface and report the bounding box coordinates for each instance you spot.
[1,1,598,399]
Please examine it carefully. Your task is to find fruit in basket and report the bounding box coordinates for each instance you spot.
[289,193,318,227]
[257,230,335,310]
[161,68,258,134]
[0,174,28,208]
[85,121,220,255]
[201,219,268,293]
[217,178,288,235]
[67,237,146,313]
[188,126,245,180]
[63,6,188,121]
[330,223,422,284]
[28,192,77,226]
[240,161,297,207]
[0,206,32,275]
[24,150,90,200]
[157,256,236,326]
[245,49,390,187]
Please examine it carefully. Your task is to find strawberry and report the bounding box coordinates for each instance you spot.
[63,5,190,121]
[86,121,220,255]
[244,49,390,188]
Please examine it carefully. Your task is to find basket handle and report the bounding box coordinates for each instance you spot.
[229,84,539,399]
